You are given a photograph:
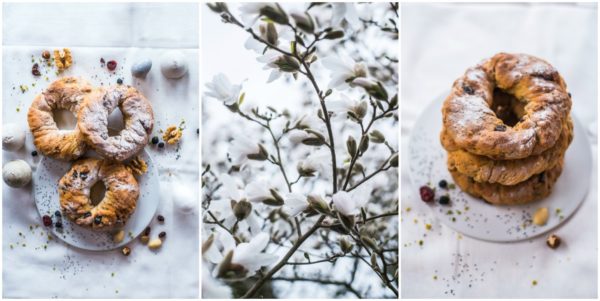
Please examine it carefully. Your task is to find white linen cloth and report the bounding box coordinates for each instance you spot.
[2,3,199,298]
[401,3,597,298]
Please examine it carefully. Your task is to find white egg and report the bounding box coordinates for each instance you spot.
[3,160,32,188]
[2,123,26,151]
[160,50,188,79]
[131,58,152,78]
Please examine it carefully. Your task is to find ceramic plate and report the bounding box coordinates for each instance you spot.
[407,94,592,242]
[33,149,160,251]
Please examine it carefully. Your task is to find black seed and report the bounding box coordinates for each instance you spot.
[159,231,166,238]
[158,142,165,148]
[438,180,448,189]
[157,215,165,222]
[463,85,475,95]
[144,226,151,236]
[439,195,450,205]
[151,137,159,144]
[494,125,507,132]
[55,221,63,228]
[94,216,102,224]
[117,78,123,85]
[83,212,92,218]
[54,210,62,218]
[31,150,38,157]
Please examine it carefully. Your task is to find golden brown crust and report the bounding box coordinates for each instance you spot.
[449,159,563,206]
[442,53,572,160]
[78,85,154,161]
[27,77,104,161]
[446,117,573,185]
[59,158,139,230]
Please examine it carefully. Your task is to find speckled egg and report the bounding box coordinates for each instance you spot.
[2,123,26,151]
[3,160,32,188]
[160,50,188,79]
[131,58,152,78]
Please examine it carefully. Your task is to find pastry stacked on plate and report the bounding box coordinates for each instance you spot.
[28,77,154,229]
[440,53,573,205]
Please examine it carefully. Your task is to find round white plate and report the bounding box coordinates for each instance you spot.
[408,94,592,242]
[33,149,160,251]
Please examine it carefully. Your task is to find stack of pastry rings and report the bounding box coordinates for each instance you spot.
[27,77,153,229]
[440,53,573,205]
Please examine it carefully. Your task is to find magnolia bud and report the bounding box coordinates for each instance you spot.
[389,153,398,167]
[324,30,344,40]
[389,94,398,108]
[340,238,353,254]
[270,189,285,204]
[337,211,355,232]
[354,101,368,119]
[297,163,316,177]
[359,135,369,154]
[265,22,278,45]
[370,252,379,269]
[274,55,300,72]
[361,235,381,253]
[369,130,385,144]
[260,4,289,25]
[217,250,234,277]
[352,78,389,101]
[233,200,252,221]
[207,2,228,13]
[307,195,330,215]
[291,13,315,33]
[346,136,357,156]
[247,143,268,161]
[202,233,215,253]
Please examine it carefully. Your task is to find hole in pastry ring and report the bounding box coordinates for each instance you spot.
[27,77,103,161]
[78,85,154,161]
[59,157,139,230]
[442,53,572,160]
[449,158,564,206]
[444,117,573,186]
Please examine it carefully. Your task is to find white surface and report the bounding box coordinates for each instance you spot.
[33,149,160,251]
[408,94,592,242]
[3,3,199,298]
[401,3,598,298]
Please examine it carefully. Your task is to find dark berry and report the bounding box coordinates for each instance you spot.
[83,212,92,218]
[158,142,165,148]
[159,231,166,238]
[94,216,102,224]
[151,136,159,144]
[438,180,448,189]
[42,215,52,227]
[144,226,151,236]
[568,92,572,98]
[157,215,165,222]
[494,125,507,132]
[419,186,434,203]
[54,210,62,218]
[196,128,199,134]
[117,78,123,85]
[463,85,474,95]
[107,60,117,71]
[439,195,450,205]
[55,221,63,228]
[31,150,38,157]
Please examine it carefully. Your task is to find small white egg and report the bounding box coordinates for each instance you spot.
[2,123,26,151]
[131,58,152,78]
[160,50,188,79]
[3,160,32,188]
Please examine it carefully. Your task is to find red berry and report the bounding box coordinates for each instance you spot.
[42,215,52,227]
[419,186,435,202]
[107,60,117,71]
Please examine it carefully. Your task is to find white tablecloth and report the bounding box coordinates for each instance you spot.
[2,3,199,298]
[401,3,597,298]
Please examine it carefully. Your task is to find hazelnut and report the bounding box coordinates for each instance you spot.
[42,50,51,60]
[121,246,131,256]
[546,234,561,249]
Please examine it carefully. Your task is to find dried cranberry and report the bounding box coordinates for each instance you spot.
[419,186,434,203]
[42,215,52,227]
[494,125,507,132]
[107,60,117,71]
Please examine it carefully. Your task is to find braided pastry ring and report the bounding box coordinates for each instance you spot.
[78,85,154,161]
[442,53,572,160]
[59,158,139,230]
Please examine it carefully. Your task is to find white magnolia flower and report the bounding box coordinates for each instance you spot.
[322,53,367,90]
[239,3,287,27]
[205,73,243,106]
[213,175,263,234]
[257,52,300,83]
[245,179,273,203]
[331,3,361,29]
[296,147,332,180]
[229,135,261,165]
[244,25,294,54]
[281,193,308,216]
[202,264,232,298]
[209,231,278,277]
[332,189,369,216]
